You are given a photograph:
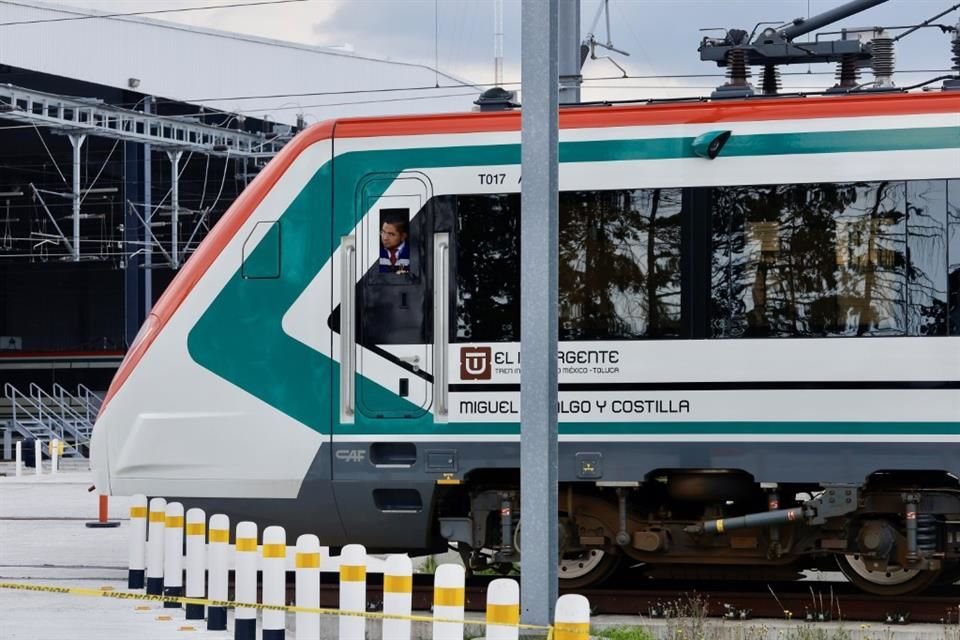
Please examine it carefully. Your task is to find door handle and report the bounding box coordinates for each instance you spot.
[340,235,356,423]
[433,232,450,420]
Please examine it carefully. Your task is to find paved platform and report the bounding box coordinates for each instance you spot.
[1,463,957,639]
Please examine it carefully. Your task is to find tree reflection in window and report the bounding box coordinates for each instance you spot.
[454,189,683,342]
[948,179,960,335]
[711,181,953,338]
[559,189,681,339]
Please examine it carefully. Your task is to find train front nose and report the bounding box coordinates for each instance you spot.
[89,411,112,495]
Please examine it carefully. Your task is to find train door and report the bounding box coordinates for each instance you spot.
[343,173,437,420]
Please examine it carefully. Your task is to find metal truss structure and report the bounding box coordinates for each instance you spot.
[0,84,292,264]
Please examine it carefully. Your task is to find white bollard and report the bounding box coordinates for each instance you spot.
[34,439,41,476]
[234,521,258,640]
[339,543,367,640]
[127,494,148,589]
[50,439,58,474]
[295,534,321,640]
[382,554,413,640]
[14,441,21,477]
[554,594,591,640]
[145,497,166,596]
[485,578,520,640]
[184,508,206,620]
[432,563,465,640]
[162,501,184,608]
[262,526,287,639]
[205,514,230,632]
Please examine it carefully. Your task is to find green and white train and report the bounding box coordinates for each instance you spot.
[91,90,960,595]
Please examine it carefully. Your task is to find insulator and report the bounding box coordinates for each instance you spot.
[725,48,751,87]
[916,515,939,554]
[761,65,781,95]
[834,54,860,89]
[871,32,895,87]
[952,28,960,72]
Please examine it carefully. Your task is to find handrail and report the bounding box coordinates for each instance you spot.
[30,383,87,425]
[28,383,90,442]
[76,383,103,421]
[3,383,63,442]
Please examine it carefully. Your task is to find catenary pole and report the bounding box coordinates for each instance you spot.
[520,0,559,627]
[558,0,582,104]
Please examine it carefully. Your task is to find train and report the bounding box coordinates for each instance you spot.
[90,88,960,596]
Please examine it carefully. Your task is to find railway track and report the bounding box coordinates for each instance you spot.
[306,575,960,625]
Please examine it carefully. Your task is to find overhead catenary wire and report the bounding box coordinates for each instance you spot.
[0,0,308,27]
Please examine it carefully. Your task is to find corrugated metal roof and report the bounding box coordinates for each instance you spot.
[0,0,483,125]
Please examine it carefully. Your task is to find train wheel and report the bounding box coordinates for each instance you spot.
[837,554,942,596]
[557,549,620,589]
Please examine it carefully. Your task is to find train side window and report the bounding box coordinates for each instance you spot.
[948,179,960,336]
[710,180,957,338]
[453,189,684,342]
[378,208,412,276]
[559,189,682,339]
[906,181,949,336]
[241,220,281,280]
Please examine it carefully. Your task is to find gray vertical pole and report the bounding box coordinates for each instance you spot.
[167,150,182,269]
[558,0,582,104]
[520,0,559,627]
[69,133,86,262]
[143,98,153,313]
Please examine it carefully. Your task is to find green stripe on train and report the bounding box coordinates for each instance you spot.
[188,127,960,434]
[329,421,960,436]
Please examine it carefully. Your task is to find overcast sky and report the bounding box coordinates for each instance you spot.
[37,0,960,103]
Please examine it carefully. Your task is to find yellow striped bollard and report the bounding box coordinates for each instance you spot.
[262,526,286,639]
[295,534,321,640]
[554,593,591,640]
[49,439,58,474]
[485,578,520,640]
[205,514,230,632]
[145,497,166,596]
[127,494,147,589]
[339,543,367,640]
[184,508,205,620]
[234,521,258,640]
[382,554,413,640]
[433,563,465,640]
[162,501,184,608]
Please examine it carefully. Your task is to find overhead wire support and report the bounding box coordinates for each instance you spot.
[0,84,285,159]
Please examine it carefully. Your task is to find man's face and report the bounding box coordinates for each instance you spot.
[380,222,406,251]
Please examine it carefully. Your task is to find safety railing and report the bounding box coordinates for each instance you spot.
[3,383,65,444]
[29,383,91,446]
[52,383,102,427]
[76,384,103,421]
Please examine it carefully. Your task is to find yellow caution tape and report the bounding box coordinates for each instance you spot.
[208,529,229,543]
[262,543,286,558]
[295,553,321,569]
[0,581,557,632]
[185,523,205,536]
[130,507,147,519]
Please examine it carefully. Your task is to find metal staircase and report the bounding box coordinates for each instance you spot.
[1,383,101,457]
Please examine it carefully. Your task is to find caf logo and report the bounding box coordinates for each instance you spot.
[460,347,492,380]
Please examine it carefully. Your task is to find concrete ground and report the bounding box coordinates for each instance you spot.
[1,462,957,640]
